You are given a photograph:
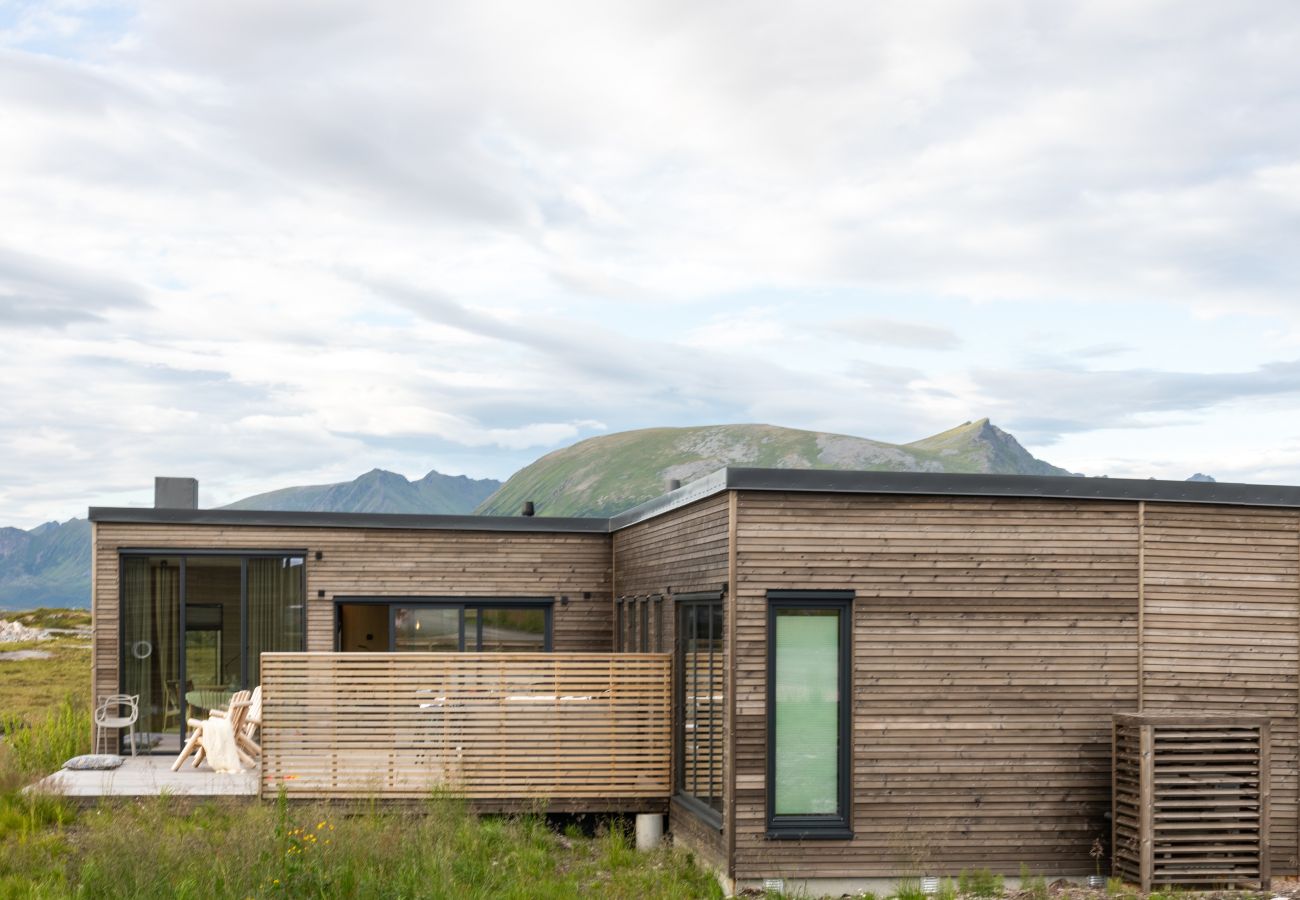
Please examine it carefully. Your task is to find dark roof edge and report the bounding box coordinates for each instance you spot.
[608,468,1300,529]
[606,469,730,530]
[725,467,1300,508]
[87,506,609,534]
[90,469,1300,534]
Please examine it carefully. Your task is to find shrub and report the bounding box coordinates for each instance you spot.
[959,867,1005,898]
[1019,863,1048,900]
[895,876,927,900]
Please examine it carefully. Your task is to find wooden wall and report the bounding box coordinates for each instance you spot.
[92,521,612,721]
[613,493,731,651]
[612,493,732,866]
[732,493,1142,880]
[1140,504,1300,873]
[729,493,1300,884]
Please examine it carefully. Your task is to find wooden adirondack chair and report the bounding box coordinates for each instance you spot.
[231,685,263,760]
[172,689,255,771]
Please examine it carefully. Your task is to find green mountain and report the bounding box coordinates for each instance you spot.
[222,468,501,515]
[0,421,1070,609]
[0,518,91,610]
[475,419,1072,517]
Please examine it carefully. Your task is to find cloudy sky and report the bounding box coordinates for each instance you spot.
[2,1,1300,527]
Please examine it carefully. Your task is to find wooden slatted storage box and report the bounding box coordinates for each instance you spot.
[1112,714,1270,892]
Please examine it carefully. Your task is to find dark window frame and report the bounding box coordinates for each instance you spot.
[117,549,307,753]
[674,590,725,829]
[332,596,553,652]
[652,595,664,652]
[765,589,854,840]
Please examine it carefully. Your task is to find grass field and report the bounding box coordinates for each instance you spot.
[0,608,90,727]
[0,608,725,899]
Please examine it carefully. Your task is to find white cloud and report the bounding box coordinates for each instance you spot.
[1,0,1300,524]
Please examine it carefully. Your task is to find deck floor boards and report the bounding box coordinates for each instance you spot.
[32,756,258,797]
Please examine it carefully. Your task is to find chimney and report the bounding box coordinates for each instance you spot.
[667,479,682,491]
[521,501,535,517]
[155,477,199,509]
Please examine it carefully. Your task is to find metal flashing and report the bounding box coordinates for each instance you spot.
[606,468,729,530]
[722,468,1300,509]
[87,506,609,534]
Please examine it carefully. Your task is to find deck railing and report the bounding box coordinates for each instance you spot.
[259,652,672,808]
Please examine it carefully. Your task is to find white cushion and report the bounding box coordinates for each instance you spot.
[63,754,125,770]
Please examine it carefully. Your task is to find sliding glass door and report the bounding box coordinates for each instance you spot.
[183,557,241,700]
[120,552,305,753]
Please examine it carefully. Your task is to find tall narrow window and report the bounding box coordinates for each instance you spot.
[767,590,852,839]
[676,591,724,824]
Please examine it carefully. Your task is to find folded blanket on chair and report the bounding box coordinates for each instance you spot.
[199,715,242,773]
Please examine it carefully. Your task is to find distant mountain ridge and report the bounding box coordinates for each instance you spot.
[2,419,1092,609]
[0,468,499,610]
[0,518,91,610]
[475,419,1072,517]
[223,468,501,515]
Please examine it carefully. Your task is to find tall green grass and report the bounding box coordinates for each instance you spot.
[0,792,721,899]
[0,694,89,779]
[0,698,722,899]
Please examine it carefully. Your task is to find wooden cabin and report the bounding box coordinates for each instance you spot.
[89,470,1300,894]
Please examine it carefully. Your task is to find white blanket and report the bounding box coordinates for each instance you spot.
[199,715,242,773]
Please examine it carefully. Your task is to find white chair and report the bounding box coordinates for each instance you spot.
[93,694,140,756]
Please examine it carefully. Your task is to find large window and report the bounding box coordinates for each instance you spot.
[120,552,305,753]
[676,592,724,824]
[766,590,852,839]
[337,599,551,652]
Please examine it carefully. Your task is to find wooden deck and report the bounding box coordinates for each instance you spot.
[32,756,259,798]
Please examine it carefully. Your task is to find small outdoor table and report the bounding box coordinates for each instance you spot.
[185,689,234,715]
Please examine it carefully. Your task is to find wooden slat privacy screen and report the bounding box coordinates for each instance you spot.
[260,652,671,804]
[1113,713,1270,891]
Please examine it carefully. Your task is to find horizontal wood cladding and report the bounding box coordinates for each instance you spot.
[92,522,612,713]
[260,652,671,806]
[1141,505,1300,874]
[733,493,1142,879]
[613,492,730,651]
[671,795,727,873]
[612,493,731,841]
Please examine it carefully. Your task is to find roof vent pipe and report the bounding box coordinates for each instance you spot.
[667,479,682,491]
[521,501,535,517]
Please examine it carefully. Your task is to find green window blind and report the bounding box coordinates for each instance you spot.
[774,608,841,816]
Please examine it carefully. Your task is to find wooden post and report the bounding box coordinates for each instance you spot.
[1136,501,1145,713]
[726,489,739,883]
[1111,720,1118,885]
[1139,722,1154,893]
[1261,720,1272,890]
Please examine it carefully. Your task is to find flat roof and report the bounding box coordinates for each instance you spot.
[89,468,1300,534]
[608,468,1300,528]
[86,506,610,533]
